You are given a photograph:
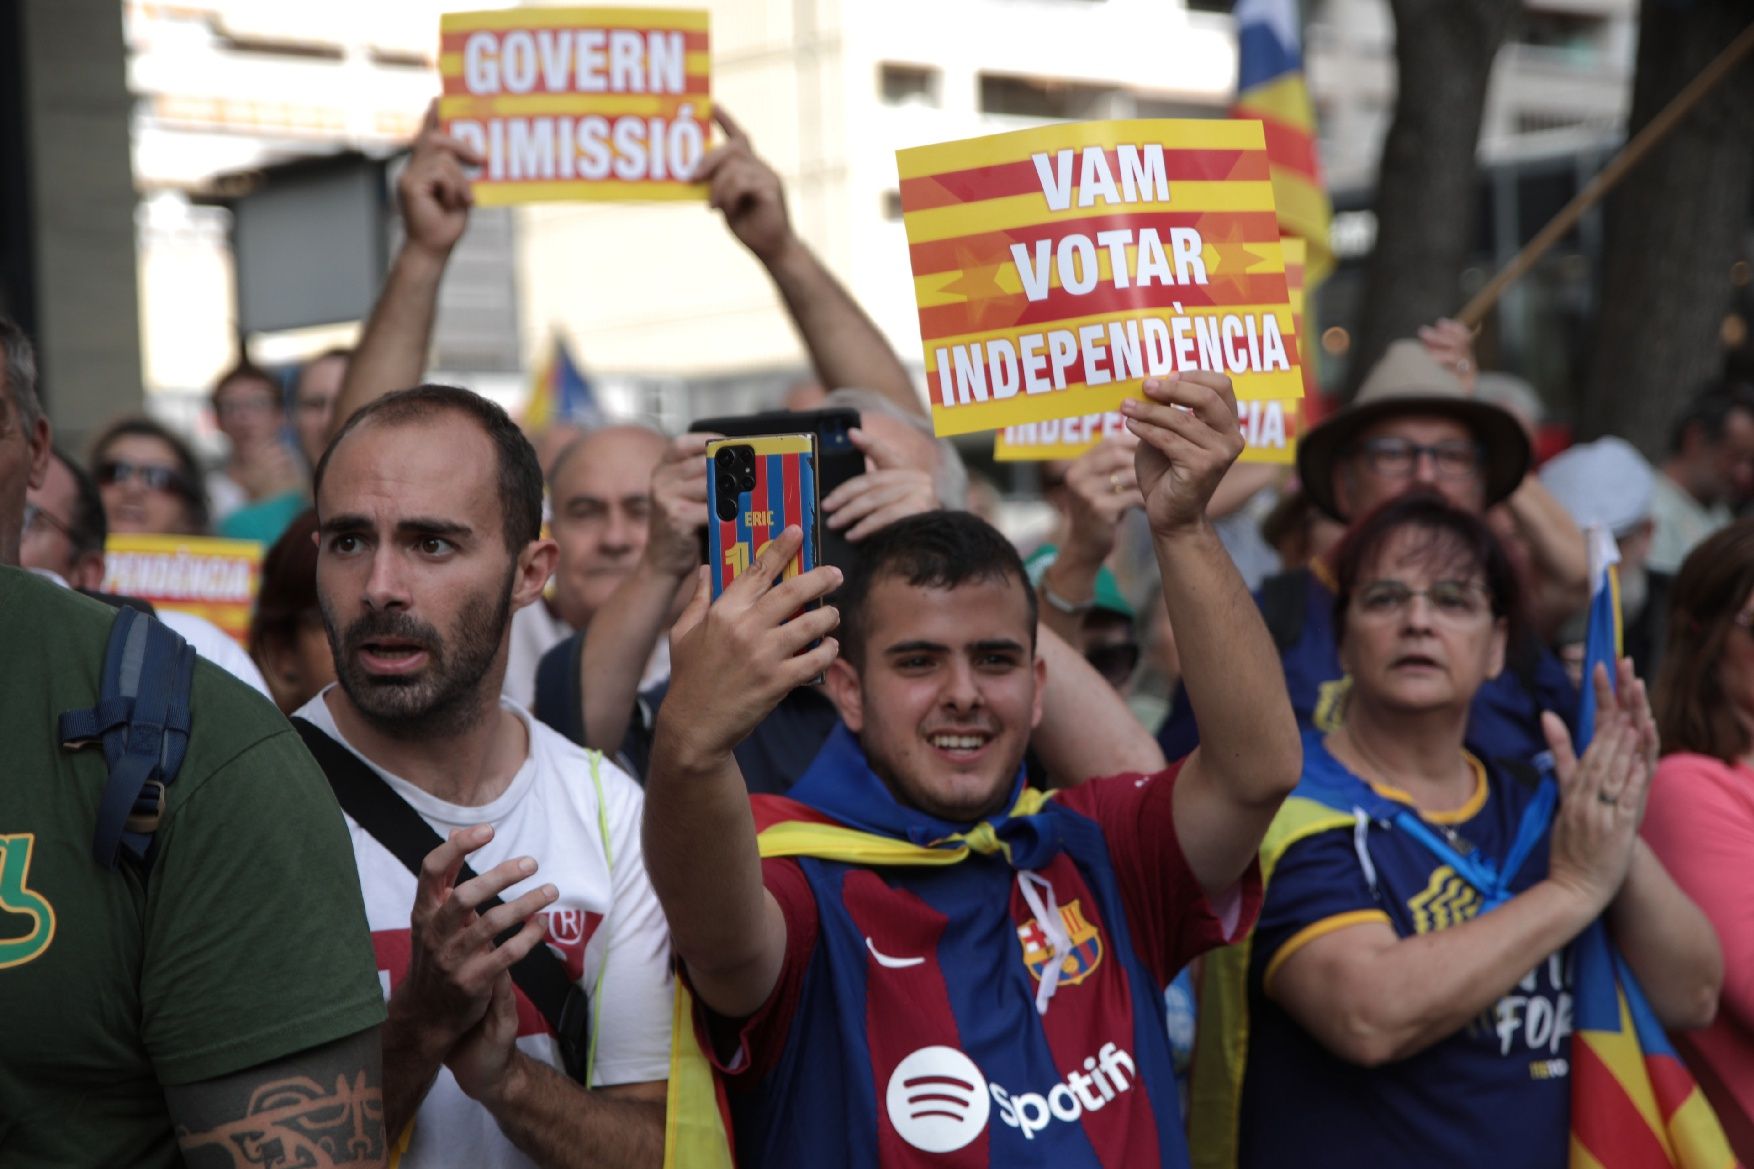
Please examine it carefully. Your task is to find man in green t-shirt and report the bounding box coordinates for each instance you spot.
[0,316,389,1167]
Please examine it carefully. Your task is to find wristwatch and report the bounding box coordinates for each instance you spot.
[1039,579,1093,616]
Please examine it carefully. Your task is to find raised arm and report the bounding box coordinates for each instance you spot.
[1035,436,1140,645]
[328,102,482,441]
[380,826,557,1139]
[578,434,711,752]
[1268,872,1601,1066]
[1122,373,1301,896]
[695,108,921,417]
[1207,461,1285,521]
[1643,758,1754,1030]
[1417,318,1588,635]
[1594,660,1721,1029]
[643,536,843,1019]
[1610,841,1722,1030]
[1499,476,1590,638]
[169,1028,386,1169]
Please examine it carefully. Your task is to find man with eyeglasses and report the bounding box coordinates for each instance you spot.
[1157,338,1587,766]
[206,362,306,532]
[293,347,352,469]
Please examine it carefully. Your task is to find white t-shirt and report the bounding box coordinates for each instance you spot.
[295,689,674,1169]
[156,609,272,699]
[1649,473,1734,575]
[205,469,248,524]
[27,568,272,699]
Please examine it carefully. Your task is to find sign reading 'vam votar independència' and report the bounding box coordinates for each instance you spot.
[895,119,1304,438]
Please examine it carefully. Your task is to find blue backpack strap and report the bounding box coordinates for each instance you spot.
[58,607,197,871]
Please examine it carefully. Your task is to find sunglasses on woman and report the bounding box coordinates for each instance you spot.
[1084,641,1141,687]
[96,459,192,497]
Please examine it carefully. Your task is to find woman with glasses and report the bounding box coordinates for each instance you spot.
[1643,519,1754,1160]
[88,417,210,536]
[1205,489,1719,1169]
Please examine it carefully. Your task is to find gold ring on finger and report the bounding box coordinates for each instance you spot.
[1110,472,1125,493]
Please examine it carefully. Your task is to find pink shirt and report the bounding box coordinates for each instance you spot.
[1644,752,1754,1161]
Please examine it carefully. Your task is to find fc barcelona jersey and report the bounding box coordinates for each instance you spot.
[701,765,1259,1168]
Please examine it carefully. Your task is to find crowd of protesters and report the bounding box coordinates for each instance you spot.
[4,100,1754,1169]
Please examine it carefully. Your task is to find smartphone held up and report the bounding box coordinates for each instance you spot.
[706,434,822,599]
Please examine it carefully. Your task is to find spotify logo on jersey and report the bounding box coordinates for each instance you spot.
[885,1046,991,1153]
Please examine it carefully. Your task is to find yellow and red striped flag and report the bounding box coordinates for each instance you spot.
[1232,0,1333,286]
[1571,525,1739,1169]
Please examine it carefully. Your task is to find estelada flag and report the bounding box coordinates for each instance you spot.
[523,333,598,432]
[1570,524,1738,1169]
[1232,0,1334,286]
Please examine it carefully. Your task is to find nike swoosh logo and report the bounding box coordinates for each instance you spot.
[866,937,925,969]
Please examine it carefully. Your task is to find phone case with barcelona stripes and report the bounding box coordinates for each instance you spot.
[707,433,819,598]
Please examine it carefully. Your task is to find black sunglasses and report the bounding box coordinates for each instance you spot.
[1085,642,1141,686]
[97,459,192,497]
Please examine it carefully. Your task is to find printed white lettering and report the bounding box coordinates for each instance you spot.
[990,1042,1138,1141]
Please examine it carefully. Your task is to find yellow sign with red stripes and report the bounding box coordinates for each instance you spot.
[993,398,1300,465]
[102,534,263,647]
[439,8,711,204]
[897,119,1304,438]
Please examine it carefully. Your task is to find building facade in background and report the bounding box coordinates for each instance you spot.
[123,0,1637,431]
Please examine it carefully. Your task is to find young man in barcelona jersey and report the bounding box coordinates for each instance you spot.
[644,370,1303,1167]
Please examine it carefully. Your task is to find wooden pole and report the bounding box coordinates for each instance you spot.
[1456,19,1754,329]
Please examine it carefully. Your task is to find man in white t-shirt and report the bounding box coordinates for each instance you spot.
[301,381,671,1168]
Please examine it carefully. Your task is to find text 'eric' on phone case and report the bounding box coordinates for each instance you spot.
[692,408,861,573]
[707,434,820,599]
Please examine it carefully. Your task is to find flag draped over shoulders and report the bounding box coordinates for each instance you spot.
[662,730,1057,1169]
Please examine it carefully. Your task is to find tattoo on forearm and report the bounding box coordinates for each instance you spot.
[169,1029,388,1169]
[176,1071,385,1168]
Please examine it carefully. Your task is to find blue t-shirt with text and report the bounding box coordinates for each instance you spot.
[1238,733,1572,1169]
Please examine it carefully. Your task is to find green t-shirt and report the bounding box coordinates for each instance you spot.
[0,568,387,1167]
